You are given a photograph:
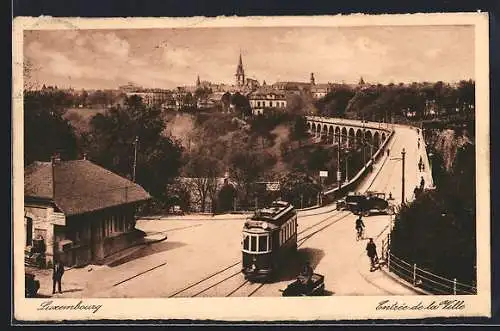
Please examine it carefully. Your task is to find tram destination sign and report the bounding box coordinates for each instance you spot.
[319,171,329,178]
[266,182,280,191]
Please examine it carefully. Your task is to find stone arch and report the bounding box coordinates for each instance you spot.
[328,125,334,144]
[307,122,312,131]
[355,129,363,147]
[334,126,341,145]
[348,128,355,148]
[373,131,380,148]
[341,127,348,147]
[311,123,316,133]
[321,124,328,140]
[382,132,386,142]
[364,130,373,146]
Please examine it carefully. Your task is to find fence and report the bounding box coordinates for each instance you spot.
[380,233,477,295]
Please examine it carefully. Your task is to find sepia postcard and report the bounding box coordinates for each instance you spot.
[12,13,490,322]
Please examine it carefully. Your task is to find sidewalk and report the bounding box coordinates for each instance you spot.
[31,231,168,298]
[138,205,340,222]
[356,220,417,295]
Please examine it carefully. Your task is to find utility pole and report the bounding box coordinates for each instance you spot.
[337,131,341,189]
[133,136,139,182]
[345,153,349,183]
[401,148,406,204]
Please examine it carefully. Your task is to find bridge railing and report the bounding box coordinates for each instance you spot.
[380,234,477,295]
[306,116,394,131]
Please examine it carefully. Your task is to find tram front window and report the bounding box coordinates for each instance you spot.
[250,236,257,251]
[259,235,268,252]
[243,235,249,250]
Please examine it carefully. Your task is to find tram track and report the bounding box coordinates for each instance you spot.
[166,210,351,298]
[112,136,400,297]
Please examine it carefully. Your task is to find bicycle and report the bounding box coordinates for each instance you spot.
[356,226,364,241]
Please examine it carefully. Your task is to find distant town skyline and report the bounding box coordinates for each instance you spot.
[24,25,474,90]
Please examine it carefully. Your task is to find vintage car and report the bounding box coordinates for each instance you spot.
[336,191,394,216]
[281,273,325,297]
[25,272,40,298]
[170,205,184,216]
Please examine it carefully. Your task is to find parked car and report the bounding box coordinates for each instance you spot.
[170,205,184,216]
[25,272,40,298]
[336,191,394,216]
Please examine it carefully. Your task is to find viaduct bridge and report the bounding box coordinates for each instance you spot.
[305,116,393,152]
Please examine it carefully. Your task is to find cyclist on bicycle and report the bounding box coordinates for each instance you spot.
[355,215,365,240]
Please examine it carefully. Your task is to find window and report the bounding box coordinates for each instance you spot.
[250,236,257,251]
[243,235,249,250]
[259,235,268,252]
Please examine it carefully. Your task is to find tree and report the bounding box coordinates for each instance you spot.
[183,151,222,212]
[230,92,251,118]
[316,87,355,117]
[229,149,277,207]
[290,116,309,142]
[280,172,320,208]
[217,179,236,212]
[83,95,184,204]
[221,92,231,112]
[24,90,79,165]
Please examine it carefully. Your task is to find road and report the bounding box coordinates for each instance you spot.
[40,125,431,298]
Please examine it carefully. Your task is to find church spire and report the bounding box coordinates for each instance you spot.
[196,75,201,87]
[235,51,245,87]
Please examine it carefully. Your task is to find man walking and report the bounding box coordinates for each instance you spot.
[52,258,65,294]
[366,238,379,271]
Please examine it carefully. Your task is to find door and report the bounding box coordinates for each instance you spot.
[25,217,33,246]
[90,219,97,260]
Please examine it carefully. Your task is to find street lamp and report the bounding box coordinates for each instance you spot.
[337,130,341,189]
[390,148,406,204]
[401,148,406,203]
[132,136,139,182]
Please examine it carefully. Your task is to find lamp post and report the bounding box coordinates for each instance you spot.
[390,148,406,205]
[401,148,406,203]
[345,152,349,184]
[337,131,341,189]
[132,136,139,182]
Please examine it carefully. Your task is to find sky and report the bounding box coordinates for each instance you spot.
[23,25,475,90]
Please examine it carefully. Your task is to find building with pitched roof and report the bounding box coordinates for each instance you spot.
[24,156,151,267]
[248,87,287,115]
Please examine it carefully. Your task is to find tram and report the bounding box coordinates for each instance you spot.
[241,200,298,281]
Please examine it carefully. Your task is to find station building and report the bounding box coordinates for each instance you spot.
[24,156,151,267]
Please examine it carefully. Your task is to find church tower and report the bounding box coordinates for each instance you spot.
[310,72,316,85]
[235,53,245,87]
[196,75,201,87]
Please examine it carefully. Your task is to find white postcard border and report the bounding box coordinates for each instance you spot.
[12,13,491,321]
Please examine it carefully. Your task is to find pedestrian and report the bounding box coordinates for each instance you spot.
[366,238,378,271]
[420,176,425,190]
[413,186,420,199]
[300,261,314,290]
[386,149,390,157]
[52,258,65,294]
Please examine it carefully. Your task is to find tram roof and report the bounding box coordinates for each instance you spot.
[250,200,295,223]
